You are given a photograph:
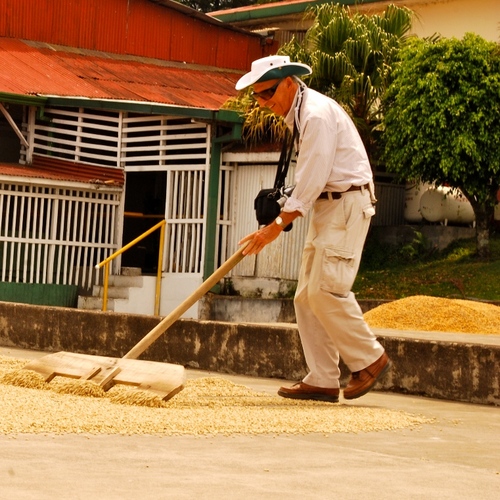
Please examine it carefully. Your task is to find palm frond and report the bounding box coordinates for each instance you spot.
[236,4,414,160]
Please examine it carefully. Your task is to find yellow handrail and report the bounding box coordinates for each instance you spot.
[95,219,166,315]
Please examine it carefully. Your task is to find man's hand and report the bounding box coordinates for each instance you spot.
[239,210,300,255]
[239,223,282,255]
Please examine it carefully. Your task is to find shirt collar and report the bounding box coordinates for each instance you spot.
[285,84,306,133]
[284,87,300,131]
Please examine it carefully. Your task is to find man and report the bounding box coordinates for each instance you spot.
[236,55,391,403]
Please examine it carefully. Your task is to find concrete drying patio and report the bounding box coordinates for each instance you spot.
[0,346,499,500]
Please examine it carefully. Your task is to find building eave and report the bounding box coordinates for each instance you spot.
[210,0,429,25]
[211,0,330,23]
[42,95,243,125]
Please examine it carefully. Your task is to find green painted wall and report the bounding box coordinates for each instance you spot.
[0,282,78,308]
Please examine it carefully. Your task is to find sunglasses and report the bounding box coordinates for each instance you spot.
[251,80,282,101]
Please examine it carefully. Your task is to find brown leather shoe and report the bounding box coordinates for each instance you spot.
[278,382,340,403]
[343,352,392,400]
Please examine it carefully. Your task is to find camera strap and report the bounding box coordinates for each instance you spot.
[273,124,298,190]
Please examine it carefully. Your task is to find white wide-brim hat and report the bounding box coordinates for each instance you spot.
[235,55,312,90]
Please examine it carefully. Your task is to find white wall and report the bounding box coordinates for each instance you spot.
[407,0,499,42]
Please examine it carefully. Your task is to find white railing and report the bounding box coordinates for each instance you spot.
[215,163,235,268]
[0,180,121,291]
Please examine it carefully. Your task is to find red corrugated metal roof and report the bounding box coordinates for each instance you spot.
[0,38,242,110]
[0,156,124,186]
[0,0,270,70]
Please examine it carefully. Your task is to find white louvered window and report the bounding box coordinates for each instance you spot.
[25,107,121,168]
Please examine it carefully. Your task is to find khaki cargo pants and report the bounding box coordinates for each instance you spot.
[294,187,385,388]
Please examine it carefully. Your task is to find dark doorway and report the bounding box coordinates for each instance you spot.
[122,171,166,274]
[0,104,24,163]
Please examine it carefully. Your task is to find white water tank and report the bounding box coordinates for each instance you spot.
[404,182,431,223]
[419,186,475,225]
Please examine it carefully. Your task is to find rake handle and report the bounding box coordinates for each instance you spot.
[123,244,247,360]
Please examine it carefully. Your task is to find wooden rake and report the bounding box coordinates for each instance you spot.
[22,245,247,400]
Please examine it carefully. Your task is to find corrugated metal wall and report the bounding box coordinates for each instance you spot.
[224,154,309,281]
[372,182,406,226]
[0,0,268,71]
[222,152,406,282]
[0,0,127,52]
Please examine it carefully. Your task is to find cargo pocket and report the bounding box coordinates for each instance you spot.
[363,204,376,219]
[320,247,356,297]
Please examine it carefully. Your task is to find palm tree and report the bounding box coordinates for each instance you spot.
[281,3,413,165]
[223,89,287,145]
[224,4,413,157]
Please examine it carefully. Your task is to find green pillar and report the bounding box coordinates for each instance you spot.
[204,114,242,286]
[204,139,222,284]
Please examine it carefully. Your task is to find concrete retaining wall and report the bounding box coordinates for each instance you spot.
[199,295,392,323]
[0,301,498,406]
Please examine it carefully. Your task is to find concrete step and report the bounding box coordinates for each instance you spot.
[120,267,142,277]
[78,268,146,312]
[92,285,129,299]
[77,295,115,311]
[108,274,143,288]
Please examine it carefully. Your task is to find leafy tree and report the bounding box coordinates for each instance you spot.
[382,34,500,259]
[281,3,413,164]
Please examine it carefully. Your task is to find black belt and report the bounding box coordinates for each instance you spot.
[318,184,368,200]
